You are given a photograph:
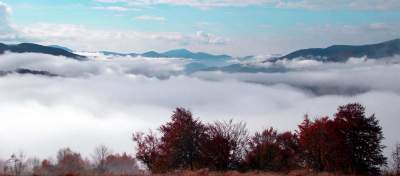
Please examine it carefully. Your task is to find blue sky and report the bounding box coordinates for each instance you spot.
[1,0,400,55]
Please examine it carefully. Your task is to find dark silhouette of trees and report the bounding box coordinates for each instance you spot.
[334,103,386,175]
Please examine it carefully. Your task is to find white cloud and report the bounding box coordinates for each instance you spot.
[0,53,399,159]
[15,23,229,53]
[0,1,229,54]
[0,1,19,41]
[195,31,229,45]
[94,0,271,9]
[0,52,187,78]
[94,0,400,10]
[93,6,135,11]
[135,15,165,21]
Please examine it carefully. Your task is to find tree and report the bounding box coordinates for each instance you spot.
[276,131,300,170]
[298,116,336,171]
[159,107,208,170]
[56,148,87,175]
[104,153,140,175]
[392,143,400,175]
[333,103,387,174]
[298,103,387,175]
[3,152,27,176]
[33,159,56,176]
[133,130,164,172]
[245,127,299,171]
[203,120,248,170]
[92,145,112,174]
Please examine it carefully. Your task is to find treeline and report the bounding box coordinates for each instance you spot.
[0,103,399,176]
[132,103,396,175]
[0,147,142,176]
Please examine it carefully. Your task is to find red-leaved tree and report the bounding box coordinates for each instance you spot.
[298,103,386,175]
[159,107,208,170]
[245,127,299,171]
[133,130,164,172]
[203,120,248,171]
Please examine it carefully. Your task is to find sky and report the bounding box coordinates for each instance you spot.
[1,0,400,56]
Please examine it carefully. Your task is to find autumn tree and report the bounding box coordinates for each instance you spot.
[33,159,56,176]
[203,120,248,170]
[159,107,208,170]
[333,103,386,174]
[298,116,337,171]
[56,148,87,175]
[103,153,140,175]
[276,131,300,170]
[298,103,386,175]
[133,130,164,172]
[245,127,299,171]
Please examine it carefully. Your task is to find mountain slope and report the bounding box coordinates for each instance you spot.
[0,43,86,60]
[48,45,74,53]
[162,49,231,60]
[100,49,232,69]
[280,39,400,62]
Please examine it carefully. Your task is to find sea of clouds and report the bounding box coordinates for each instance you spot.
[0,52,399,162]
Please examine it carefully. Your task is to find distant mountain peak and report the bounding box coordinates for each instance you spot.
[167,48,192,53]
[48,45,73,52]
[280,39,400,62]
[0,43,86,60]
[383,38,400,44]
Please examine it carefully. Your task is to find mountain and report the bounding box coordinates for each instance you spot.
[162,49,232,68]
[100,49,233,69]
[48,45,74,53]
[280,39,400,62]
[0,43,86,60]
[0,68,58,77]
[141,51,167,58]
[101,51,138,57]
[202,64,289,73]
[162,49,231,60]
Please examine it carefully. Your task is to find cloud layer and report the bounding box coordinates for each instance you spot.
[0,52,399,160]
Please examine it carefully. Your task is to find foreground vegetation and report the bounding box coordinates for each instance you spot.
[133,103,399,176]
[0,103,399,176]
